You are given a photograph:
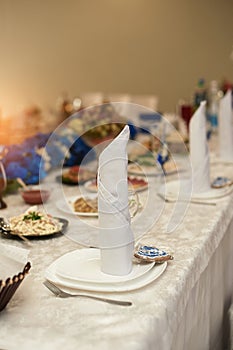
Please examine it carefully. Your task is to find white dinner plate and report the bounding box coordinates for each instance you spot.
[83,180,98,193]
[128,160,178,177]
[56,195,98,217]
[45,250,167,293]
[158,179,233,201]
[55,249,154,284]
[210,159,233,167]
[128,163,159,176]
[84,176,148,193]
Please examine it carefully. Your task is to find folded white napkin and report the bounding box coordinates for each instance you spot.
[0,243,29,281]
[98,125,134,276]
[218,90,233,161]
[189,101,211,193]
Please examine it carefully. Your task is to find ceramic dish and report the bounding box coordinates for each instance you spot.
[158,179,233,201]
[45,253,167,293]
[56,193,139,219]
[56,195,98,217]
[210,159,233,166]
[20,188,50,204]
[84,176,148,193]
[128,160,178,177]
[57,166,96,186]
[55,249,155,285]
[0,217,68,239]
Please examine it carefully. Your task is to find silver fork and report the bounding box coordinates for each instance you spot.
[43,280,132,307]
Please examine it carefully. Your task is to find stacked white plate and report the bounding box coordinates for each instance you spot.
[158,179,233,203]
[45,249,167,293]
[128,161,178,177]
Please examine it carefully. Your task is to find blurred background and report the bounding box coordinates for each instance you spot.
[0,0,232,143]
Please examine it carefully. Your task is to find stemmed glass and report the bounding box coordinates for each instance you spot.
[144,119,167,177]
[0,161,7,209]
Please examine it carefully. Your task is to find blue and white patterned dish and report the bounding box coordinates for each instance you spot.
[211,176,233,189]
[134,245,173,263]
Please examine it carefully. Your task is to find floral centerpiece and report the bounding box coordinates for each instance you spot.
[1,133,50,189]
[1,129,93,190]
[0,104,137,191]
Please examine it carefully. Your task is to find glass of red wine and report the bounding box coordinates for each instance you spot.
[180,104,193,133]
[0,161,7,209]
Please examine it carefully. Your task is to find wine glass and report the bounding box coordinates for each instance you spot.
[0,161,7,209]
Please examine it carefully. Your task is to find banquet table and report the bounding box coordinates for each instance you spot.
[0,158,233,350]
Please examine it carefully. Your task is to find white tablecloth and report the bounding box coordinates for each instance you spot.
[0,158,233,350]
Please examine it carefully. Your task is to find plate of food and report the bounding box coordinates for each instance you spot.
[84,176,148,193]
[128,152,178,176]
[57,166,96,185]
[56,192,140,218]
[0,208,68,239]
[128,159,178,176]
[56,195,98,217]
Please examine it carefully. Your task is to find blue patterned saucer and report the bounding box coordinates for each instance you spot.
[211,176,233,189]
[134,245,173,263]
